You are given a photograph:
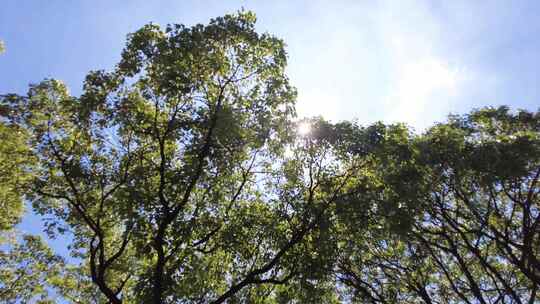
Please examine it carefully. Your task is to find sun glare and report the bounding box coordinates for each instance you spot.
[297,122,311,136]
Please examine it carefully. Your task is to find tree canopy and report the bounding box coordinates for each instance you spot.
[0,11,539,304]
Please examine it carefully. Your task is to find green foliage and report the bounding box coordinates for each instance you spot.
[0,235,64,303]
[0,234,104,304]
[1,9,539,304]
[337,106,540,303]
[0,95,35,234]
[5,11,353,304]
[0,123,27,231]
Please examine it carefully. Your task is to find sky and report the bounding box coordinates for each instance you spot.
[1,0,540,255]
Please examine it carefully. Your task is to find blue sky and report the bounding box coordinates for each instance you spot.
[1,0,540,254]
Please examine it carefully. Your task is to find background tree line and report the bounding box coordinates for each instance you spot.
[0,12,539,304]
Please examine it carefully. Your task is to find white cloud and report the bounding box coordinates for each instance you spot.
[296,88,340,121]
[373,0,471,130]
[261,0,482,129]
[385,58,467,129]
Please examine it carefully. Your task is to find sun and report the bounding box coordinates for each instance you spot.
[297,122,311,136]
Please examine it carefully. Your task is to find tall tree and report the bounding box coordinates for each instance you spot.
[0,91,34,234]
[337,107,540,304]
[2,10,539,304]
[0,234,63,303]
[10,12,363,303]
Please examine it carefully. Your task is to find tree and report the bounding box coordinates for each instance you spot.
[6,12,366,303]
[0,92,34,234]
[2,10,539,304]
[333,122,433,303]
[0,234,63,303]
[0,38,35,234]
[336,107,540,303]
[0,122,28,232]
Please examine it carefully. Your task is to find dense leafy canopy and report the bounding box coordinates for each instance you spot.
[0,119,30,232]
[0,62,35,234]
[336,107,540,303]
[1,11,539,304]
